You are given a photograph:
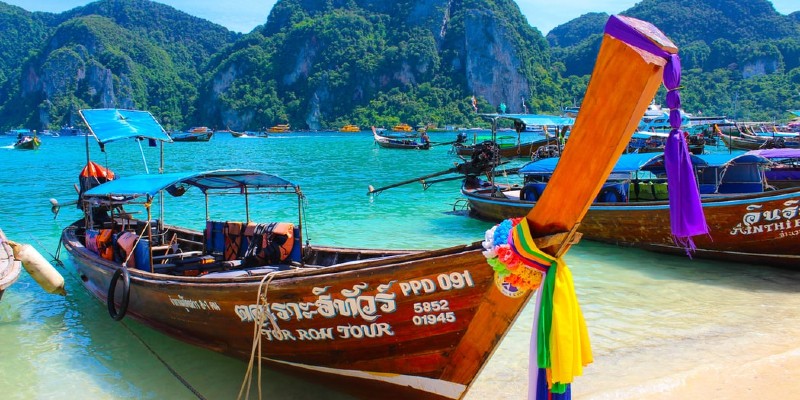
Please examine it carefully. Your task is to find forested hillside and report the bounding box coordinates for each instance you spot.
[548,0,800,120]
[0,0,797,130]
[0,0,238,130]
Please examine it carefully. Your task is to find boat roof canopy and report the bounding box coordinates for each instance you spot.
[745,148,800,159]
[694,153,770,167]
[521,151,770,176]
[83,169,297,201]
[520,153,675,175]
[79,109,173,144]
[480,114,575,126]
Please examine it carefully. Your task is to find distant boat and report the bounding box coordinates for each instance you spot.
[339,124,360,132]
[4,128,32,136]
[390,123,414,133]
[452,114,572,158]
[170,127,213,142]
[372,126,430,149]
[12,134,41,150]
[59,126,89,136]
[268,124,290,133]
[718,131,799,150]
[231,130,268,138]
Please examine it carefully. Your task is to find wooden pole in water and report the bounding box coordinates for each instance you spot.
[526,17,677,256]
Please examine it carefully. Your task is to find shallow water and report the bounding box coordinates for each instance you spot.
[0,133,797,399]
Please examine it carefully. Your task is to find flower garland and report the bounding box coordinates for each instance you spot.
[483,217,593,399]
[482,217,545,292]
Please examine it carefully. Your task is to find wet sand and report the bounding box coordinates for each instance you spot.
[466,243,800,400]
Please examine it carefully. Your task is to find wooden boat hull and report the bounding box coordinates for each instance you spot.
[13,138,40,150]
[453,137,551,158]
[463,187,800,267]
[171,132,213,142]
[374,130,430,150]
[62,224,531,399]
[719,132,798,150]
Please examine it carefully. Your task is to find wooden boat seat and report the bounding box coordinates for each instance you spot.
[152,250,204,262]
[204,220,302,263]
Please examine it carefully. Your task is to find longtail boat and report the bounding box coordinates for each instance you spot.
[12,135,41,150]
[464,151,800,267]
[452,114,571,159]
[58,16,682,399]
[718,130,799,150]
[373,126,431,150]
[169,127,214,142]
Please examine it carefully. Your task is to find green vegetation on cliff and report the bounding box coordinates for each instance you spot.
[0,0,798,130]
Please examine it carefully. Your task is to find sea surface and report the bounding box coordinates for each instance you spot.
[1,132,798,399]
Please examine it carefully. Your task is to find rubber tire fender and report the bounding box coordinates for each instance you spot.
[107,267,130,321]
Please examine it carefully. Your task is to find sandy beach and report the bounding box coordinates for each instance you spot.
[465,245,800,400]
[466,307,800,400]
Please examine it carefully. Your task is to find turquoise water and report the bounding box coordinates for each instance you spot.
[1,133,798,399]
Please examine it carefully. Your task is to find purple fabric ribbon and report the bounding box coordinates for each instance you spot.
[604,15,708,250]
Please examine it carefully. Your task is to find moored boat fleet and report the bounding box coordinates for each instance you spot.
[4,14,800,400]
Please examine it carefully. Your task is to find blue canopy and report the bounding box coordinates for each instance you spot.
[694,153,769,167]
[502,114,575,126]
[520,153,674,175]
[745,148,800,159]
[790,110,800,117]
[83,170,297,201]
[481,113,575,126]
[79,109,173,144]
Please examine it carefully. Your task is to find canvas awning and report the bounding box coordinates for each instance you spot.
[83,170,297,202]
[79,109,173,144]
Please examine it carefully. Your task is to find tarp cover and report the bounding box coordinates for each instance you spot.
[79,109,173,144]
[694,153,769,167]
[484,114,575,127]
[520,153,672,175]
[745,148,800,159]
[83,170,296,201]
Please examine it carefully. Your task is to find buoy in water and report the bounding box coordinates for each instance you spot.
[7,241,66,296]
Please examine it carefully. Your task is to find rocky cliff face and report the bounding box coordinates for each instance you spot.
[204,0,545,128]
[461,8,529,113]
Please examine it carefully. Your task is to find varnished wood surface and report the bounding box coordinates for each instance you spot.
[464,187,800,267]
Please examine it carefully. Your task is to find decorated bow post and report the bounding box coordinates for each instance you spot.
[480,15,707,400]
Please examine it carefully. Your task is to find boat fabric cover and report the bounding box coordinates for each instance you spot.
[745,148,800,159]
[497,114,575,127]
[85,229,99,253]
[83,170,296,200]
[80,109,173,144]
[520,153,669,175]
[205,221,225,255]
[605,14,709,253]
[224,222,244,261]
[695,153,769,167]
[116,232,138,268]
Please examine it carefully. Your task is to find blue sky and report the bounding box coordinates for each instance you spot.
[5,0,799,34]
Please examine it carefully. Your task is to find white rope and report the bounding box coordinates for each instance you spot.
[238,271,282,400]
[121,220,152,267]
[137,139,150,174]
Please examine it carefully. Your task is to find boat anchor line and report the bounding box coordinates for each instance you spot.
[263,357,466,400]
